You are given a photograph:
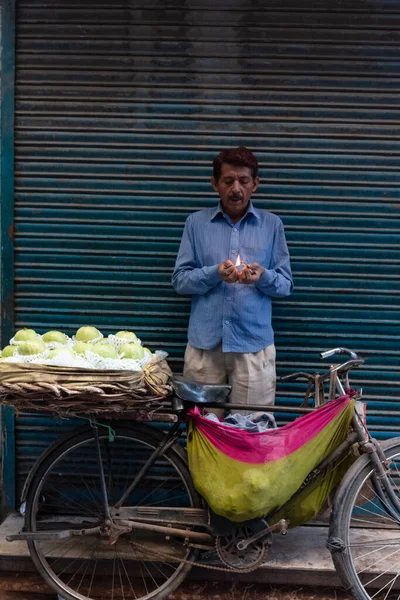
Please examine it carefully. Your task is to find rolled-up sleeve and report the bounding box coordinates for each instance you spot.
[255,219,293,298]
[172,218,221,295]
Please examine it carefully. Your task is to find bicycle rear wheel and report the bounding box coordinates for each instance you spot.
[25,424,201,600]
[330,438,400,600]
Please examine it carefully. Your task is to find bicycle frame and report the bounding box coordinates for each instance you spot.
[91,365,400,543]
[8,354,400,547]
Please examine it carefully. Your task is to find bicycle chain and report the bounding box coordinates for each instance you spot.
[129,538,262,574]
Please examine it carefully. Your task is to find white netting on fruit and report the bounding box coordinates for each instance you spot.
[71,333,103,345]
[41,337,74,350]
[107,334,142,352]
[0,348,167,371]
[152,350,168,361]
[42,353,94,369]
[138,350,165,368]
[1,352,49,364]
[9,334,43,346]
[84,350,142,371]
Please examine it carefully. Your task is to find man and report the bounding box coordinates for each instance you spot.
[172,147,293,409]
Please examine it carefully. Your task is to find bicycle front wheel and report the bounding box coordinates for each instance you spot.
[330,437,400,600]
[25,424,201,600]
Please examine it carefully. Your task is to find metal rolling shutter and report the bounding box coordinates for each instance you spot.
[13,0,400,500]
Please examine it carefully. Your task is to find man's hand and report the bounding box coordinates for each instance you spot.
[218,260,238,283]
[239,263,265,284]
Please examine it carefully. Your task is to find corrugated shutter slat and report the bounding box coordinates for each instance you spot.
[14,0,400,501]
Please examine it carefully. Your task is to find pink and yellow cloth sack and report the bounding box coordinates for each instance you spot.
[187,395,355,524]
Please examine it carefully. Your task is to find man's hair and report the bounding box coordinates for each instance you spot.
[212,147,259,181]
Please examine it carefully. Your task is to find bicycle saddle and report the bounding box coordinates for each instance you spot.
[172,376,231,404]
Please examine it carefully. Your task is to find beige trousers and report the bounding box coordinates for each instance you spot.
[183,343,276,413]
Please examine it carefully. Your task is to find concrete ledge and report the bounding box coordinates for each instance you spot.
[0,512,342,587]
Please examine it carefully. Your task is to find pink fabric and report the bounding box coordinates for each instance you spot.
[188,395,351,464]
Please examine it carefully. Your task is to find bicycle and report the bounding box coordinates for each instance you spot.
[6,347,400,600]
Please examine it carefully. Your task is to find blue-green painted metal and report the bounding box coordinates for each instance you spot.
[0,0,16,515]
[11,0,400,502]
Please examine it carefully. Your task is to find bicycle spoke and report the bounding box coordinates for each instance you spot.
[116,548,137,600]
[76,471,102,510]
[355,546,400,576]
[351,516,398,527]
[382,576,397,600]
[27,429,198,600]
[143,493,191,507]
[332,443,400,600]
[112,548,117,600]
[373,575,399,600]
[138,559,149,596]
[39,478,103,520]
[137,473,185,507]
[87,559,97,598]
[76,554,92,594]
[60,538,100,580]
[353,544,397,563]
[357,492,400,525]
[363,550,400,589]
[117,558,126,600]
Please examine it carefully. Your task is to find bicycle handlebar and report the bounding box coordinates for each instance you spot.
[278,357,364,384]
[320,347,359,361]
[278,372,314,383]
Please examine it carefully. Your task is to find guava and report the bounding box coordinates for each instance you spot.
[18,339,46,356]
[14,328,37,342]
[120,343,144,360]
[115,330,138,341]
[2,345,17,358]
[91,344,118,359]
[47,348,75,360]
[42,330,68,344]
[75,326,101,342]
[73,342,91,355]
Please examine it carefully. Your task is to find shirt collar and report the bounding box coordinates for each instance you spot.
[210,201,260,222]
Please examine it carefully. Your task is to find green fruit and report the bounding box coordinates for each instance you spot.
[143,347,152,357]
[73,342,91,355]
[14,328,37,342]
[2,345,17,358]
[18,339,46,356]
[120,343,145,360]
[75,326,101,343]
[115,330,138,341]
[91,343,118,359]
[42,330,68,344]
[47,348,75,360]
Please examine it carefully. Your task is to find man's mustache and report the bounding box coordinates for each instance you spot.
[228,194,243,201]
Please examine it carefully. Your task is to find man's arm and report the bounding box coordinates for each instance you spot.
[172,218,222,295]
[254,219,293,298]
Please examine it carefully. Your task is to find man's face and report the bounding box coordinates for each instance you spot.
[211,163,259,220]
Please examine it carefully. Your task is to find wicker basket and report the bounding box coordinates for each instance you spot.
[0,355,173,418]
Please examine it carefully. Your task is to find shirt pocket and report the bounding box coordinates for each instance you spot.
[240,244,267,266]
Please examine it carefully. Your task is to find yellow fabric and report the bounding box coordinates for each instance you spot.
[187,399,354,522]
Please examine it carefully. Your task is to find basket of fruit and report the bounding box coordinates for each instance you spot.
[0,326,173,418]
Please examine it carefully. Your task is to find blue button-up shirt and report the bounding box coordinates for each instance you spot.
[172,202,293,353]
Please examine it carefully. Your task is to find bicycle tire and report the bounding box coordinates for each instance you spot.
[329,437,400,600]
[25,424,202,600]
